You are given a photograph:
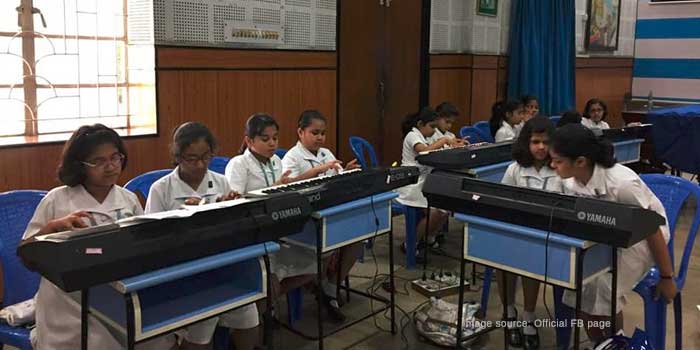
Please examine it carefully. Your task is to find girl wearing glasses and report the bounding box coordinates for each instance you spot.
[145,122,259,350]
[21,124,176,350]
[582,98,611,130]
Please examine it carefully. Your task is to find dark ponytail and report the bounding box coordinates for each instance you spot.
[551,124,616,168]
[298,109,327,129]
[489,100,523,137]
[239,113,279,154]
[401,107,438,136]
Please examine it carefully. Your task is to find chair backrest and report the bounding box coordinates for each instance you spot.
[459,126,488,143]
[641,174,700,290]
[275,148,288,159]
[0,190,46,305]
[550,115,562,125]
[209,156,231,175]
[124,169,172,199]
[349,136,379,168]
[473,121,494,143]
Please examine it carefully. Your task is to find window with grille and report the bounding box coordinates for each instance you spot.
[0,0,156,145]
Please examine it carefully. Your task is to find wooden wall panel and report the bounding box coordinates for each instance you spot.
[0,49,337,192]
[429,69,472,126]
[575,58,634,128]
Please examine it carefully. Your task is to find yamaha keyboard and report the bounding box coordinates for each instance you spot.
[422,171,665,248]
[18,193,312,292]
[415,142,514,170]
[595,124,651,142]
[249,167,419,210]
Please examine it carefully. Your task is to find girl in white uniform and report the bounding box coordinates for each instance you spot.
[145,122,259,350]
[549,124,676,343]
[433,102,459,141]
[281,110,361,321]
[489,100,525,143]
[499,116,563,350]
[581,98,611,130]
[22,124,176,350]
[224,114,320,318]
[397,107,464,262]
[521,95,540,122]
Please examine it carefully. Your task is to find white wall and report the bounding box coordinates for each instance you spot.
[430,0,511,54]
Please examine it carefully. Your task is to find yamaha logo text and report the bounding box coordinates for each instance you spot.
[577,211,616,227]
[271,207,302,221]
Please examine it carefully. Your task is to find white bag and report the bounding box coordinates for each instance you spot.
[413,297,486,348]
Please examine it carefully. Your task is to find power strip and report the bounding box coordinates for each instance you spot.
[411,272,470,298]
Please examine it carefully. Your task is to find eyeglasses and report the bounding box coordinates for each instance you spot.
[82,153,125,169]
[180,153,213,164]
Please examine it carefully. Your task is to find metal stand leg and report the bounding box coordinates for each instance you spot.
[315,219,325,350]
[126,294,136,350]
[389,226,396,334]
[501,269,509,350]
[81,289,89,350]
[573,250,586,350]
[263,255,275,350]
[455,230,466,349]
[610,247,618,334]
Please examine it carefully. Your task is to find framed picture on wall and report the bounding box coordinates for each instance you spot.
[477,0,498,16]
[585,0,622,51]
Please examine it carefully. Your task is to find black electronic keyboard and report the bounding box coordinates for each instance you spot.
[249,167,419,210]
[422,171,665,248]
[415,142,514,170]
[595,124,651,142]
[18,193,312,292]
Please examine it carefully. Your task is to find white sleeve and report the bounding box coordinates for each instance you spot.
[282,152,303,178]
[615,178,653,209]
[501,163,518,186]
[405,132,425,151]
[601,121,611,130]
[225,157,250,194]
[494,128,513,143]
[22,193,55,240]
[127,191,144,216]
[144,181,167,214]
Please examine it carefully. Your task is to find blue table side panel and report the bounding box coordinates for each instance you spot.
[472,161,511,183]
[613,139,643,164]
[284,195,393,250]
[465,223,575,284]
[117,242,278,292]
[137,259,263,333]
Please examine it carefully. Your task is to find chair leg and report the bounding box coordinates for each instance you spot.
[674,294,682,350]
[345,275,351,303]
[287,287,304,326]
[405,208,418,269]
[480,267,493,313]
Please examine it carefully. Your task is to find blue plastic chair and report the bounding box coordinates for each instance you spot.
[632,174,700,350]
[550,115,562,126]
[275,148,288,159]
[348,136,379,169]
[208,156,230,175]
[459,126,488,143]
[124,169,172,199]
[473,121,494,143]
[0,190,47,350]
[348,136,424,268]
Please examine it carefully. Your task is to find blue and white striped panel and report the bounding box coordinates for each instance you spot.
[632,0,700,103]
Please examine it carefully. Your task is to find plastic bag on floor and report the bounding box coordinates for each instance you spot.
[594,328,656,350]
[413,297,486,348]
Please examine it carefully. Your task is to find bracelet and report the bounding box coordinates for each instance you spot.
[660,274,674,280]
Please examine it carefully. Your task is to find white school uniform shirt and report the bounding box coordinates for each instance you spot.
[225,148,317,280]
[144,168,259,341]
[501,162,564,193]
[430,129,457,148]
[581,117,610,130]
[561,163,670,316]
[494,121,520,142]
[396,127,434,208]
[23,185,141,350]
[282,141,340,178]
[225,149,284,194]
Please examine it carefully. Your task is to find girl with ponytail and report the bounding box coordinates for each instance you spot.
[489,100,525,142]
[549,124,676,344]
